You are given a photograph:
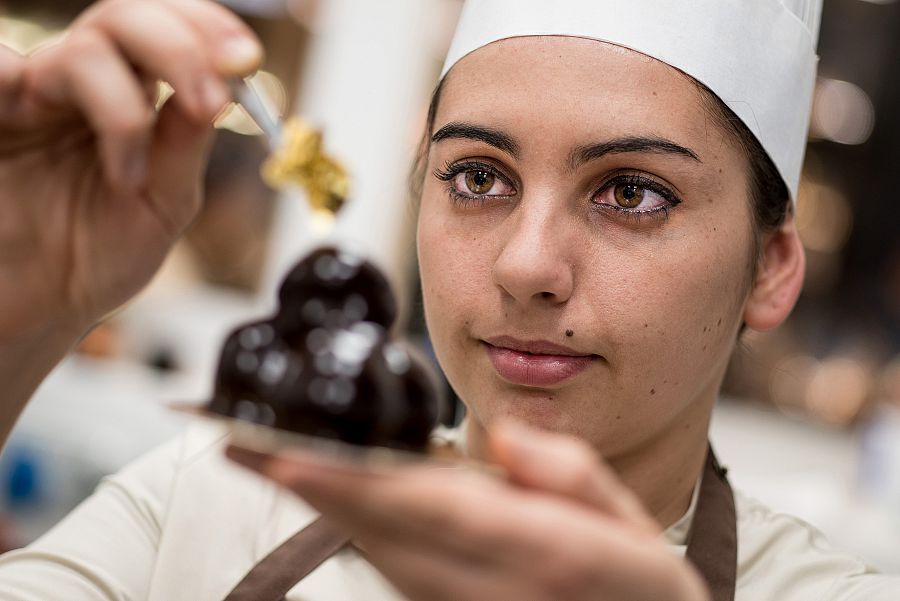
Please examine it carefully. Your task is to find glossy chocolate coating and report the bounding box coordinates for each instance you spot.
[209,247,441,452]
[277,247,397,332]
[380,342,443,451]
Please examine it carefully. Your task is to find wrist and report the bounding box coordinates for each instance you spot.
[0,317,84,445]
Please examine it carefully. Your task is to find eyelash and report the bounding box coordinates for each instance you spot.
[592,173,682,223]
[432,161,682,222]
[432,160,514,208]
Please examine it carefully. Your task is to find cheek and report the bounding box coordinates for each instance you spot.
[596,218,751,399]
[416,192,493,364]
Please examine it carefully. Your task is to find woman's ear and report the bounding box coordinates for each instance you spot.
[743,215,806,332]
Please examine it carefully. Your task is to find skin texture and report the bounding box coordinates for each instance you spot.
[0,11,805,600]
[233,37,804,601]
[227,424,709,601]
[419,37,772,525]
[0,0,263,446]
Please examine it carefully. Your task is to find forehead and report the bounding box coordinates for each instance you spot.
[436,36,719,157]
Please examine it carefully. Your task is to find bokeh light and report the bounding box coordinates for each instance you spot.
[805,357,872,425]
[796,177,854,254]
[809,78,876,145]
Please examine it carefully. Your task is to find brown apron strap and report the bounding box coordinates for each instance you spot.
[685,446,738,601]
[223,516,350,601]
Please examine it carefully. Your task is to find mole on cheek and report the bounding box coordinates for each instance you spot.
[565,329,574,337]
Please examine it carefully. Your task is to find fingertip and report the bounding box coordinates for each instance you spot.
[217,35,264,75]
[154,95,213,145]
[490,419,542,452]
[489,418,534,445]
[484,420,516,464]
[166,0,264,75]
[486,420,547,473]
[166,82,218,125]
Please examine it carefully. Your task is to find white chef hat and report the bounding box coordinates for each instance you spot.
[441,0,823,202]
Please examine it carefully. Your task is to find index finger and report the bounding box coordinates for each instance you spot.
[75,1,231,119]
[154,0,265,74]
[78,0,263,76]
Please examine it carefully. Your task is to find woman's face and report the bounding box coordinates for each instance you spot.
[417,37,756,458]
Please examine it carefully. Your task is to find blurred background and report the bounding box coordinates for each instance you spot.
[0,0,899,573]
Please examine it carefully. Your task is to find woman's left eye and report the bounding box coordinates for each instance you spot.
[593,178,679,213]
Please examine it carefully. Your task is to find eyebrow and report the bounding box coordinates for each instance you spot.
[570,136,700,168]
[431,122,521,158]
[430,122,700,168]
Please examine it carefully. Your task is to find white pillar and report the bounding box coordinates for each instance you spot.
[263,0,459,319]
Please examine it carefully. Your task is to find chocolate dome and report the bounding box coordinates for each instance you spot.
[208,247,441,452]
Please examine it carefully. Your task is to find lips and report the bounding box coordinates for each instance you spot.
[482,336,598,387]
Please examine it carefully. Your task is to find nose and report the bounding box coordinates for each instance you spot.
[491,199,574,306]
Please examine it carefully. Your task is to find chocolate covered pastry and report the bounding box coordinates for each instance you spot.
[207,247,443,452]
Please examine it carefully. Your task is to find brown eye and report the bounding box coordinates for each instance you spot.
[614,184,644,208]
[465,170,495,195]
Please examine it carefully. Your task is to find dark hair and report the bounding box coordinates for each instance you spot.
[410,72,791,264]
[690,80,792,260]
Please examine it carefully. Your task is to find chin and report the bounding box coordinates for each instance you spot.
[465,385,588,434]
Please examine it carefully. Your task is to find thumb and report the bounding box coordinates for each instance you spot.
[488,421,660,538]
[144,97,219,237]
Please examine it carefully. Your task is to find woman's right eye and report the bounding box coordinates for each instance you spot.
[434,162,516,199]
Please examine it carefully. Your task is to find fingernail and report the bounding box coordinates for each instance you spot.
[220,36,263,72]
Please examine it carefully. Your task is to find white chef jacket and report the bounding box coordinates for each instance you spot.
[0,422,896,600]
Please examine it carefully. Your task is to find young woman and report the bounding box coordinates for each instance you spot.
[0,0,896,599]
